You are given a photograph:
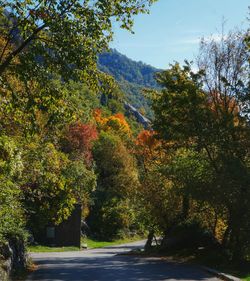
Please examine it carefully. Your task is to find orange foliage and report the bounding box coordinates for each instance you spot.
[136,130,158,149]
[208,92,240,116]
[208,91,240,125]
[135,130,161,160]
[93,108,102,123]
[94,109,131,136]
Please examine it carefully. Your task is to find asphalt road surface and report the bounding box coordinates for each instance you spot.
[26,241,220,281]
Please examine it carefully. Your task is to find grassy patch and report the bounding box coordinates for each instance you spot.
[28,236,145,253]
[28,245,80,253]
[83,236,145,249]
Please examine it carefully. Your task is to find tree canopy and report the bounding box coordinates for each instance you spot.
[0,0,157,83]
[151,31,250,259]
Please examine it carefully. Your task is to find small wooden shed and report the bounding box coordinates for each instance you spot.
[36,204,82,248]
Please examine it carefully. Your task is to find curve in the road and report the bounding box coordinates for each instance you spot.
[26,241,220,281]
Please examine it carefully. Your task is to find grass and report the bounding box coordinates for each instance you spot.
[28,245,80,253]
[28,235,145,253]
[83,236,144,249]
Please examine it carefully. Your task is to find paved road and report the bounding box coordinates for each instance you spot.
[26,241,220,281]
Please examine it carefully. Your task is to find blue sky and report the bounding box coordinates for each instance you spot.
[110,0,249,69]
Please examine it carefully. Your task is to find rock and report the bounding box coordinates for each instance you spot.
[0,238,27,280]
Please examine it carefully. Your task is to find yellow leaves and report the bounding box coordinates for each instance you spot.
[94,109,131,136]
[105,113,131,135]
[215,218,228,242]
[0,35,20,73]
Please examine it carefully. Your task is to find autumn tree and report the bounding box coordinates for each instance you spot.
[196,31,250,259]
[94,109,131,139]
[135,130,194,242]
[152,30,250,259]
[198,31,249,122]
[63,122,98,164]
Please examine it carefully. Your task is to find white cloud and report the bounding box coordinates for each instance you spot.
[180,33,227,46]
[181,38,201,45]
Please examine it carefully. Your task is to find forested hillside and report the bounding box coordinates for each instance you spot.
[99,49,159,87]
[99,49,161,117]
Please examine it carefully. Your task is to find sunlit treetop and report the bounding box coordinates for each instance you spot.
[94,109,131,136]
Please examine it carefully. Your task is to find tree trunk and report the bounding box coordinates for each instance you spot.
[182,194,190,220]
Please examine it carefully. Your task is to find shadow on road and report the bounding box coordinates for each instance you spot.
[28,255,216,281]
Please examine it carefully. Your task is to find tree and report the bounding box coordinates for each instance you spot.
[151,31,250,259]
[0,0,157,82]
[161,148,214,222]
[136,129,161,171]
[197,31,250,259]
[63,160,97,218]
[0,135,26,245]
[21,141,76,234]
[88,131,139,239]
[63,122,98,165]
[94,109,131,138]
[198,30,249,122]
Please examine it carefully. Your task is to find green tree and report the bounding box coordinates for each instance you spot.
[152,51,250,259]
[162,148,214,221]
[88,131,139,239]
[21,141,75,234]
[0,0,157,82]
[0,135,26,245]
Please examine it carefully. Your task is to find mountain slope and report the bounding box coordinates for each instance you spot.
[98,49,161,118]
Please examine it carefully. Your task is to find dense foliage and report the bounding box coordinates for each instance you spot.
[0,0,157,269]
[88,131,139,239]
[0,136,26,245]
[149,31,250,260]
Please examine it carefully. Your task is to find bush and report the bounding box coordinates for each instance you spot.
[0,179,26,246]
[161,219,218,251]
[0,135,26,249]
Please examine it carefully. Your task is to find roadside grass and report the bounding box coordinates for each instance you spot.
[28,236,145,253]
[28,245,80,253]
[83,236,145,249]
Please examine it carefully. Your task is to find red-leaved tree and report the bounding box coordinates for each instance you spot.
[64,122,98,165]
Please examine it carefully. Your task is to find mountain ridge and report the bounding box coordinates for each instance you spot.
[98,49,161,118]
